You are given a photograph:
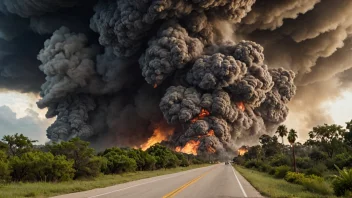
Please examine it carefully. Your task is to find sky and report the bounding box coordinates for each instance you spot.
[0,91,351,144]
[0,92,54,144]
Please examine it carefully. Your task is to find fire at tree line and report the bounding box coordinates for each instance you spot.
[0,133,213,183]
[233,120,352,197]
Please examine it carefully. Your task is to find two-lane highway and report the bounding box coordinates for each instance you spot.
[53,164,262,198]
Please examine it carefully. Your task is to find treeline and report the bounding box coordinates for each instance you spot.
[0,134,207,183]
[233,120,352,196]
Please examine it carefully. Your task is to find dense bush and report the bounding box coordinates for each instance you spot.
[0,134,208,184]
[258,163,272,173]
[47,138,103,178]
[244,160,258,169]
[233,156,245,165]
[0,150,10,182]
[296,157,313,169]
[301,176,332,195]
[103,153,137,174]
[9,151,74,182]
[147,144,180,169]
[284,172,305,184]
[285,171,332,195]
[332,166,352,196]
[333,153,352,169]
[269,154,290,167]
[274,165,291,178]
[176,153,189,167]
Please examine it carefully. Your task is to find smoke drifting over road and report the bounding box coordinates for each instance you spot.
[0,0,350,155]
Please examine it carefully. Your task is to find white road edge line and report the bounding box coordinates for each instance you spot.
[231,166,248,197]
[87,166,213,198]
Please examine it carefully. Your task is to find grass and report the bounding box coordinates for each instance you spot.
[0,164,210,198]
[234,165,337,198]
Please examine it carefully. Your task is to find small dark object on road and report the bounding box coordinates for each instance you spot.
[225,162,229,165]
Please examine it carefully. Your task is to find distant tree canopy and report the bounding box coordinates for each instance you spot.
[2,133,37,156]
[0,133,206,183]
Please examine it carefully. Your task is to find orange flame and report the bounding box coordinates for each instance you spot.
[175,140,200,155]
[238,146,248,156]
[236,102,245,112]
[207,129,215,137]
[207,145,216,153]
[191,109,210,123]
[153,84,157,88]
[140,127,174,151]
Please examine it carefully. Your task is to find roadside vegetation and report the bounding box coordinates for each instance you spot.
[233,120,352,197]
[235,165,336,198]
[0,134,211,197]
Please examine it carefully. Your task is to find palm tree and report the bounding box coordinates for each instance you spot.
[346,120,352,133]
[288,129,298,172]
[276,125,288,144]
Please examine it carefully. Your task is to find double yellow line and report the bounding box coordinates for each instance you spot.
[162,166,217,198]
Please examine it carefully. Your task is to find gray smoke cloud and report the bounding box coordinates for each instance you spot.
[0,0,350,155]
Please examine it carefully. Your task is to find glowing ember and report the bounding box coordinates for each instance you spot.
[236,102,245,112]
[191,109,210,123]
[207,129,215,137]
[238,146,248,156]
[175,140,200,155]
[207,145,216,153]
[140,127,174,151]
[153,84,157,88]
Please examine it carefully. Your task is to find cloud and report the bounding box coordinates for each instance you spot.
[0,105,51,143]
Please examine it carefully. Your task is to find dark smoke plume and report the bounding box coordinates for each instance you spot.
[0,0,350,155]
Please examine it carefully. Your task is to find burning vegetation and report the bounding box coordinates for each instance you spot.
[238,146,249,156]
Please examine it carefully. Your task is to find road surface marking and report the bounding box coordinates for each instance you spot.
[232,166,248,197]
[163,166,218,198]
[87,166,213,198]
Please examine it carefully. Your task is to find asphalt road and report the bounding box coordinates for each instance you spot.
[53,164,262,198]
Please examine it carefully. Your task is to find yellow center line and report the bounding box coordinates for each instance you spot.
[162,165,218,198]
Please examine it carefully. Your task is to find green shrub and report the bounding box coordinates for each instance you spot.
[103,151,137,174]
[244,160,258,169]
[305,168,323,177]
[9,151,75,182]
[268,167,276,175]
[301,177,332,195]
[233,156,245,165]
[47,138,102,178]
[269,154,290,167]
[296,157,313,169]
[284,171,305,184]
[333,153,352,169]
[274,165,291,178]
[192,159,202,164]
[332,166,352,196]
[0,151,10,182]
[258,162,272,173]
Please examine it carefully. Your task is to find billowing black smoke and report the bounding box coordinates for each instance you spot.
[3,0,350,155]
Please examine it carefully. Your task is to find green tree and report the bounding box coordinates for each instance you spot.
[307,124,346,158]
[309,149,328,163]
[147,144,180,169]
[47,138,102,178]
[259,135,280,158]
[0,150,10,182]
[102,150,137,174]
[276,125,288,144]
[2,133,37,156]
[288,129,298,172]
[9,151,74,182]
[244,145,262,162]
[344,120,352,147]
